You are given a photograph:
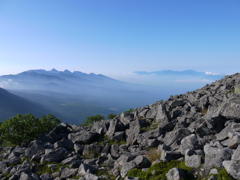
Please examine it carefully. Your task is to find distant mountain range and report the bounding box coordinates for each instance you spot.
[133,70,224,80]
[0,69,227,124]
[0,69,160,124]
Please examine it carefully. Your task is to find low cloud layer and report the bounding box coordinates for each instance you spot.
[0,79,19,89]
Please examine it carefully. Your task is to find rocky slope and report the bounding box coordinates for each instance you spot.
[1,73,240,180]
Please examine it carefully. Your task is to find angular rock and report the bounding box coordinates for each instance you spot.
[91,120,110,135]
[161,128,190,149]
[68,131,97,144]
[60,167,78,178]
[166,167,195,180]
[112,131,125,141]
[126,123,142,144]
[204,144,233,170]
[169,100,186,109]
[25,140,45,157]
[54,138,74,150]
[111,144,120,158]
[78,163,97,176]
[73,143,84,154]
[179,134,202,154]
[223,160,240,180]
[40,147,68,163]
[185,149,202,168]
[119,112,134,126]
[160,150,183,162]
[83,172,100,180]
[40,173,52,180]
[83,144,103,157]
[221,97,240,120]
[106,118,125,140]
[0,161,7,173]
[114,154,137,169]
[156,104,169,124]
[120,155,150,178]
[61,155,80,165]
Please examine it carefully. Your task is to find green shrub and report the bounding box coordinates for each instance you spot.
[107,113,117,119]
[0,113,60,146]
[82,114,104,126]
[124,108,134,113]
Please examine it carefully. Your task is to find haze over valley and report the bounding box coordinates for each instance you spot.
[0,68,226,124]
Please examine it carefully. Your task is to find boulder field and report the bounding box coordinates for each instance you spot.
[1,73,240,179]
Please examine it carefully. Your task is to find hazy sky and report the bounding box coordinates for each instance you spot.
[0,0,239,80]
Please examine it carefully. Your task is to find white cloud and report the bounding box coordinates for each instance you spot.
[0,79,13,88]
[205,71,220,75]
[175,79,212,83]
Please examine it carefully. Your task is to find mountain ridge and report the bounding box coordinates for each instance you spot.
[0,69,162,124]
[0,88,60,120]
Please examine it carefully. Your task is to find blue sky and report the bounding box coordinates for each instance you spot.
[0,0,239,82]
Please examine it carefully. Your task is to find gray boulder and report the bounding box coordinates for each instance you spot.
[53,138,74,150]
[83,172,100,180]
[78,163,97,176]
[119,112,134,126]
[60,167,78,179]
[179,134,202,154]
[126,120,144,144]
[0,161,7,173]
[68,131,97,144]
[25,140,45,157]
[83,144,103,157]
[40,173,52,180]
[73,143,84,154]
[161,128,190,150]
[40,147,68,163]
[120,155,150,177]
[61,155,80,165]
[112,131,125,141]
[106,118,125,140]
[111,144,120,158]
[204,144,233,170]
[223,160,240,180]
[156,104,169,124]
[114,154,137,169]
[160,150,183,162]
[221,96,240,120]
[166,168,190,180]
[91,120,110,135]
[185,149,202,168]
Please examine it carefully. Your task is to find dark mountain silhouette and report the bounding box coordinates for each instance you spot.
[0,88,59,120]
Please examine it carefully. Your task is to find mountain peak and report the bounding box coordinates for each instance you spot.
[63,70,72,74]
[50,68,59,73]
